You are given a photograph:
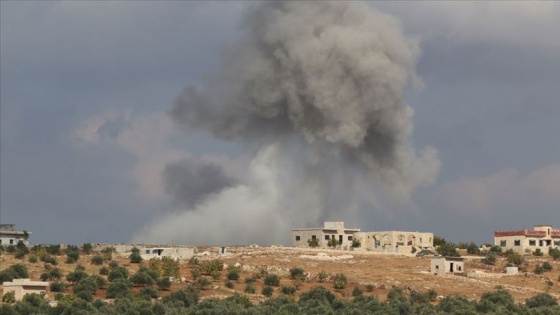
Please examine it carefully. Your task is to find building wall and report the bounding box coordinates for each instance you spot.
[494,225,560,255]
[431,258,465,274]
[2,279,48,301]
[292,223,358,249]
[354,231,433,253]
[0,233,31,246]
[140,247,194,260]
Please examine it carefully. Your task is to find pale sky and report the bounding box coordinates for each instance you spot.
[1,1,559,245]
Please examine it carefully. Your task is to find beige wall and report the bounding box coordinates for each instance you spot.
[2,279,48,301]
[354,231,433,253]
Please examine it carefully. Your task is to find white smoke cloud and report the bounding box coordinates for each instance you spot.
[135,1,440,245]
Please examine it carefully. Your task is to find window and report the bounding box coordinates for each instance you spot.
[529,240,536,246]
[375,240,380,246]
[500,240,506,247]
[420,238,423,243]
[9,239,14,245]
[348,236,353,241]
[145,250,150,254]
[555,241,560,246]
[311,235,316,240]
[325,235,330,240]
[514,240,521,246]
[0,240,2,245]
[295,236,300,241]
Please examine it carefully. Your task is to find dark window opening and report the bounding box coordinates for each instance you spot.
[325,235,330,240]
[312,235,317,240]
[514,240,521,246]
[338,235,343,244]
[500,240,506,247]
[295,235,300,241]
[348,236,353,241]
[529,240,536,246]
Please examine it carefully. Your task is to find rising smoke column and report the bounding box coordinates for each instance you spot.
[134,1,439,245]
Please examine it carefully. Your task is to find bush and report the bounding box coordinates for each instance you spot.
[138,286,159,300]
[533,248,544,256]
[106,279,132,299]
[41,254,58,265]
[549,248,560,260]
[489,245,502,254]
[99,266,109,276]
[289,267,305,279]
[317,270,328,283]
[65,245,80,263]
[525,293,558,308]
[262,285,274,297]
[307,238,319,248]
[352,286,363,297]
[506,251,525,267]
[199,259,223,275]
[74,277,98,301]
[15,250,26,259]
[534,264,544,275]
[163,286,199,308]
[244,284,256,294]
[129,247,143,263]
[2,291,15,303]
[466,242,480,255]
[28,256,38,263]
[542,261,553,271]
[196,278,211,290]
[436,242,460,257]
[41,268,62,281]
[365,284,375,292]
[481,253,497,265]
[157,277,172,291]
[245,276,256,284]
[0,264,29,282]
[281,286,296,295]
[161,256,180,277]
[131,271,155,286]
[81,243,93,255]
[108,266,129,282]
[264,274,280,286]
[225,280,234,289]
[50,282,66,293]
[327,238,339,248]
[333,273,347,290]
[91,255,104,265]
[47,244,61,255]
[101,247,115,261]
[351,238,361,248]
[227,266,240,280]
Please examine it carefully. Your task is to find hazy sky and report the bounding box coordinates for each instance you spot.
[1,1,559,245]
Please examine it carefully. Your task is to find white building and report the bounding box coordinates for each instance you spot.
[140,247,194,260]
[0,224,31,246]
[431,257,465,275]
[494,225,560,254]
[2,279,49,301]
[292,222,434,253]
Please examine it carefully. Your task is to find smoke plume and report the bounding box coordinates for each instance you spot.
[134,1,439,245]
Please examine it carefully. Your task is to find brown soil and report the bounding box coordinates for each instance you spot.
[1,246,559,303]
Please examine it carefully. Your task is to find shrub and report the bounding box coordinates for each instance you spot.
[225,280,234,289]
[131,271,155,286]
[108,266,129,282]
[138,286,159,300]
[506,251,525,267]
[163,286,199,308]
[317,270,329,283]
[542,261,553,272]
[436,242,460,257]
[549,248,560,260]
[106,279,132,299]
[40,267,62,281]
[466,242,480,255]
[351,238,361,248]
[47,244,61,255]
[365,284,375,292]
[81,243,93,255]
[289,267,305,279]
[91,255,104,265]
[327,238,339,248]
[99,266,109,275]
[489,245,502,254]
[6,245,16,253]
[28,256,38,263]
[129,251,143,264]
[333,273,347,290]
[210,270,221,281]
[65,245,80,263]
[525,293,558,308]
[227,266,240,280]
[199,259,223,275]
[191,268,200,280]
[352,286,363,297]
[307,238,319,248]
[281,286,296,295]
[533,248,544,256]
[245,276,256,284]
[0,264,29,282]
[15,250,26,259]
[534,264,544,275]
[262,285,273,297]
[50,281,66,293]
[264,274,280,286]
[157,277,172,291]
[196,278,211,290]
[2,292,15,303]
[101,247,115,261]
[74,277,98,301]
[481,253,497,265]
[244,284,256,294]
[161,256,180,277]
[41,254,58,265]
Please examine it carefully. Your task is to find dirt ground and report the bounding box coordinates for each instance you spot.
[1,246,559,304]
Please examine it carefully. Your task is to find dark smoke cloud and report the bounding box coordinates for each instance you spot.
[163,159,237,208]
[135,1,439,245]
[171,1,439,198]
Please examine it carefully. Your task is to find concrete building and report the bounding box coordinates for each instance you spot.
[431,257,465,275]
[140,247,194,260]
[0,224,31,246]
[2,279,49,301]
[494,225,560,255]
[291,222,434,253]
[292,222,360,249]
[354,231,434,254]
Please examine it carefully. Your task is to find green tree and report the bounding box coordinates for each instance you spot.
[436,242,461,257]
[333,273,347,290]
[264,274,280,286]
[81,243,93,255]
[106,279,132,299]
[65,245,80,263]
[262,286,274,297]
[129,247,143,264]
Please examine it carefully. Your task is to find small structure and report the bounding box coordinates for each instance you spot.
[506,267,519,275]
[431,257,465,275]
[292,222,360,249]
[2,279,49,301]
[140,247,194,260]
[0,224,31,246]
[292,221,434,253]
[494,225,560,255]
